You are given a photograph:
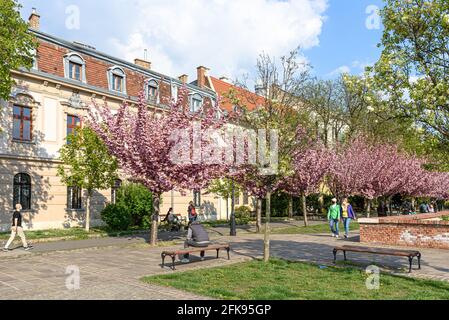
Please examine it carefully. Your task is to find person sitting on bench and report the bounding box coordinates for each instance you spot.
[163,208,181,231]
[181,221,210,263]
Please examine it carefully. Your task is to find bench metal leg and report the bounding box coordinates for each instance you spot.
[408,256,413,273]
[333,249,338,263]
[161,253,166,268]
[216,248,220,259]
[226,247,230,260]
[171,255,176,271]
[417,253,421,270]
[343,250,347,261]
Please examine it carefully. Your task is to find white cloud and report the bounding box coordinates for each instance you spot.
[328,65,351,77]
[107,0,328,82]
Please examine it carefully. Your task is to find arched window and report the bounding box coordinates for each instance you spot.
[63,53,86,82]
[108,66,126,94]
[146,79,159,103]
[13,173,31,210]
[111,179,122,204]
[190,93,203,113]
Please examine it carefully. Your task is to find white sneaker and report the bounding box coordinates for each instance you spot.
[331,234,335,237]
[181,258,190,263]
[335,235,339,239]
[201,257,205,261]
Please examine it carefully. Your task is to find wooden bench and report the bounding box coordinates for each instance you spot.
[161,243,230,270]
[333,245,421,273]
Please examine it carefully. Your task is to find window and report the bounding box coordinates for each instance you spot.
[171,84,179,102]
[13,173,31,210]
[67,186,82,210]
[146,80,159,103]
[235,194,240,205]
[243,191,249,205]
[108,66,126,94]
[190,93,203,113]
[64,53,86,83]
[66,115,81,143]
[193,190,201,207]
[13,105,32,141]
[69,61,82,81]
[111,179,122,204]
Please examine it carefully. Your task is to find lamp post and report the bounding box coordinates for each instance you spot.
[230,179,237,236]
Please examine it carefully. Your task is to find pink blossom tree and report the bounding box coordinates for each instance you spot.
[281,144,333,226]
[87,89,231,245]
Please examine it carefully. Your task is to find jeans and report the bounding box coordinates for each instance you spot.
[343,217,351,236]
[183,239,210,259]
[329,219,339,236]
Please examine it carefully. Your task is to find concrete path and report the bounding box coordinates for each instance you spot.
[0,224,448,299]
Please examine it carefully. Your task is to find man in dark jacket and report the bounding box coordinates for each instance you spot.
[181,221,210,263]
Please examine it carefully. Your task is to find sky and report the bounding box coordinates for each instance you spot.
[19,0,385,86]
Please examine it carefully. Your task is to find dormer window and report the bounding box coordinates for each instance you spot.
[64,53,86,83]
[108,66,126,94]
[146,79,159,103]
[190,93,203,113]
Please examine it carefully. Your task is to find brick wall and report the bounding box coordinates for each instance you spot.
[359,211,449,249]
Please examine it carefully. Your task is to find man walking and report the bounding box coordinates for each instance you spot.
[3,204,33,252]
[328,198,341,238]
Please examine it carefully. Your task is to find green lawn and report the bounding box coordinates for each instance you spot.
[143,259,449,300]
[0,226,146,241]
[270,222,359,235]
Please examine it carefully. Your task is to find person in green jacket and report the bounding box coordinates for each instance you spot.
[328,198,341,238]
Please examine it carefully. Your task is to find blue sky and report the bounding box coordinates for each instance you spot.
[19,0,385,84]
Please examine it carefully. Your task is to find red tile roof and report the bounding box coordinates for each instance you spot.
[210,76,264,112]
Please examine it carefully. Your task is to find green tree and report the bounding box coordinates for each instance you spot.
[0,0,37,101]
[57,127,118,231]
[207,178,241,221]
[370,0,449,167]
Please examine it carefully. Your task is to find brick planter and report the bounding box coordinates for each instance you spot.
[359,211,449,249]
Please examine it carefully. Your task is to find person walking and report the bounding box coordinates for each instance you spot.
[328,198,341,238]
[187,201,197,225]
[341,198,356,238]
[3,204,33,252]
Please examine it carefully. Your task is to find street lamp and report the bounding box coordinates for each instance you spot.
[230,179,237,236]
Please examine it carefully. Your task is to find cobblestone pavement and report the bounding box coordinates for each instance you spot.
[0,227,448,299]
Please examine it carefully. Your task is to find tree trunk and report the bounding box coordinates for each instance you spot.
[150,193,161,246]
[263,192,271,262]
[288,195,293,219]
[302,193,309,227]
[366,199,371,218]
[256,198,262,233]
[85,190,92,232]
[388,196,393,216]
[226,198,229,221]
[411,198,416,212]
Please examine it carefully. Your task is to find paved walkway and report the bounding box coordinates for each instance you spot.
[0,225,448,299]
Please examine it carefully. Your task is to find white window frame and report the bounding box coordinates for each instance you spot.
[190,93,203,113]
[63,52,86,83]
[145,79,159,104]
[107,66,127,94]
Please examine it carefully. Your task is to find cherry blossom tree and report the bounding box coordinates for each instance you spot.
[87,89,231,245]
[281,144,333,226]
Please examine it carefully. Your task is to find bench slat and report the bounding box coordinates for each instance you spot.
[334,245,420,256]
[162,244,229,256]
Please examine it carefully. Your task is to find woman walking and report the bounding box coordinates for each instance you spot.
[341,198,356,238]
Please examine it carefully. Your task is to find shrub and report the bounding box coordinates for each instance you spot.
[235,206,252,224]
[101,204,132,231]
[116,183,153,228]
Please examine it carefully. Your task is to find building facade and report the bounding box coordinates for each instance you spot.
[1,11,261,231]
